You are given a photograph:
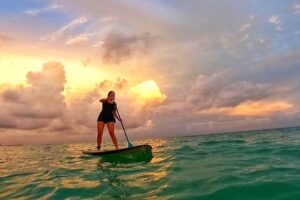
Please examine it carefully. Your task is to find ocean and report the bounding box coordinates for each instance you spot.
[1,127,300,200]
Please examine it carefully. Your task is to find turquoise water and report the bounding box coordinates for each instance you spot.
[1,127,300,199]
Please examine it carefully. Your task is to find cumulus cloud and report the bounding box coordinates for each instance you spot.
[0,65,137,143]
[148,65,298,137]
[94,78,128,95]
[101,32,156,64]
[128,80,166,106]
[2,1,300,143]
[0,62,66,130]
[79,79,167,131]
[187,69,296,112]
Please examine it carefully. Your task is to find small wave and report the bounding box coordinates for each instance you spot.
[2,127,300,199]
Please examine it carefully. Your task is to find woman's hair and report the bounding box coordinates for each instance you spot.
[107,90,115,97]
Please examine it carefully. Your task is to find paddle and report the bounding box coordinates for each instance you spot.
[116,106,134,148]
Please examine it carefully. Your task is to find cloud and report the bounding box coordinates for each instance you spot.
[187,71,232,106]
[101,31,156,64]
[293,4,300,15]
[128,80,166,106]
[114,78,128,90]
[239,23,251,32]
[80,79,167,131]
[0,62,66,129]
[245,50,300,85]
[268,15,282,30]
[2,1,300,143]
[57,79,125,131]
[65,34,90,46]
[269,15,280,24]
[42,16,88,43]
[25,4,65,16]
[147,65,298,137]
[187,69,296,112]
[201,100,293,117]
[95,79,128,94]
[0,65,135,143]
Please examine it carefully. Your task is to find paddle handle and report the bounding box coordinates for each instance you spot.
[116,107,133,147]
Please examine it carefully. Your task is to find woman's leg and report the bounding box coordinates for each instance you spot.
[107,122,119,149]
[97,121,105,149]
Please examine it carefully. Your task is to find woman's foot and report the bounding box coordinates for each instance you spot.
[97,145,101,150]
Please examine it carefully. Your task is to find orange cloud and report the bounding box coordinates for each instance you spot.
[128,80,166,106]
[201,100,293,117]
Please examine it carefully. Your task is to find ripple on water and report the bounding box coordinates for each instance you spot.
[2,129,300,199]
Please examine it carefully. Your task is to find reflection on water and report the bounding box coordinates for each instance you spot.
[96,161,132,199]
[95,146,173,200]
[0,138,172,199]
[2,129,300,199]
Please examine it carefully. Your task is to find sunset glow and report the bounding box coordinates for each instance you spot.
[1,0,299,144]
[201,101,293,117]
[230,101,293,116]
[128,80,167,105]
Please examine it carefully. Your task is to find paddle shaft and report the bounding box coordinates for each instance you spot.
[116,107,133,147]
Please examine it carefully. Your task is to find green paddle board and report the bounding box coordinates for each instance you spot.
[82,144,153,162]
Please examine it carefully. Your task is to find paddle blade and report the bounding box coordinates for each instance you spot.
[128,142,134,148]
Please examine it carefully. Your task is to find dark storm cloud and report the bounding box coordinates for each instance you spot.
[101,32,156,64]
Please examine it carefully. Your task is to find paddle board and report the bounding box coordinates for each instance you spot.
[82,145,153,163]
[82,144,152,156]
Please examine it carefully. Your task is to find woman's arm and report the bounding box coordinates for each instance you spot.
[99,98,106,102]
[113,111,121,122]
[113,103,122,122]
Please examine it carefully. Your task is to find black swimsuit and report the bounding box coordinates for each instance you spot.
[97,101,116,123]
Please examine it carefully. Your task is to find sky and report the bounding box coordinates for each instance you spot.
[1,0,300,145]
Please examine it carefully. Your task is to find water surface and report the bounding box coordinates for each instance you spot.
[1,127,300,199]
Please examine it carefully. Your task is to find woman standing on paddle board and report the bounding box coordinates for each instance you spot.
[97,91,121,150]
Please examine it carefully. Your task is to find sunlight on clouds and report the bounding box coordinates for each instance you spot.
[61,61,115,99]
[0,56,44,85]
[65,34,90,45]
[128,80,166,105]
[0,56,114,100]
[201,101,293,117]
[230,101,292,116]
[1,0,300,143]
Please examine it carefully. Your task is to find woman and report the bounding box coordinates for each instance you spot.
[97,91,121,150]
